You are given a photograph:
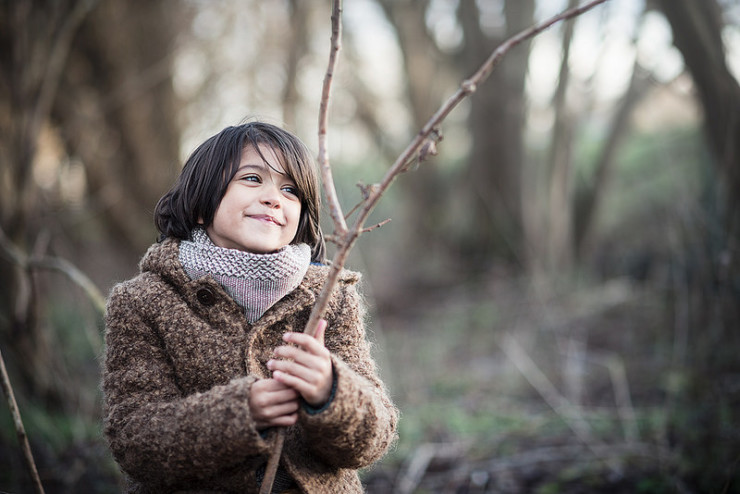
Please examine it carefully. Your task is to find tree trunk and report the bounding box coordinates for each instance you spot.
[53,0,183,254]
[0,0,97,404]
[0,0,182,403]
[544,0,579,272]
[282,0,310,130]
[655,0,740,484]
[374,0,456,283]
[575,63,649,260]
[657,0,740,230]
[457,0,534,265]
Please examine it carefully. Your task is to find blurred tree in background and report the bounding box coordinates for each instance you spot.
[0,0,738,492]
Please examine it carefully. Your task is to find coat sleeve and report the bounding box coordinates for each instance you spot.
[297,279,399,469]
[102,281,272,486]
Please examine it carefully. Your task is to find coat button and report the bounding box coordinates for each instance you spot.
[196,287,216,306]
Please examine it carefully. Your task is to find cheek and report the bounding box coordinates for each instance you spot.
[288,205,302,238]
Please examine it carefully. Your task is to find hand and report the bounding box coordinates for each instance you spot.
[248,378,300,431]
[268,319,333,408]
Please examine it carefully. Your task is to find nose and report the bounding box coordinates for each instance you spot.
[260,184,281,208]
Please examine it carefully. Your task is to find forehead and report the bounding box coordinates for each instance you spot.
[238,144,289,176]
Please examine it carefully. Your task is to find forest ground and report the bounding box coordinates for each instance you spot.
[1,273,737,493]
[362,273,736,494]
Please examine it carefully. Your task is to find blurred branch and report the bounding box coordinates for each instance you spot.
[394,442,469,494]
[0,347,45,494]
[500,333,623,477]
[0,226,106,316]
[605,355,640,444]
[262,0,612,491]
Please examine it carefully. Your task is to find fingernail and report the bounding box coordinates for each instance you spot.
[267,359,275,369]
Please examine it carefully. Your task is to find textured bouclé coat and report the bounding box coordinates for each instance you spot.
[103,239,398,493]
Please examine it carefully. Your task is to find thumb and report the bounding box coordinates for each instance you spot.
[313,319,328,346]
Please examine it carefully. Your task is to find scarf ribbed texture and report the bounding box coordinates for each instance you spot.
[179,228,310,323]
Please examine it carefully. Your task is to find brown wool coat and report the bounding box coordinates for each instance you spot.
[103,239,398,493]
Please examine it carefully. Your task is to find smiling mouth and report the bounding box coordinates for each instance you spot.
[249,214,284,226]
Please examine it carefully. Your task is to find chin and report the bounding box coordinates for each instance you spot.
[244,244,281,254]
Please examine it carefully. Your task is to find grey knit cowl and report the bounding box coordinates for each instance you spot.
[179,227,311,323]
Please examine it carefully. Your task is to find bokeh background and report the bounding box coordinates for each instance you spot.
[1,0,739,492]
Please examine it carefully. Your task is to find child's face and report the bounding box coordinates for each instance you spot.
[206,144,301,254]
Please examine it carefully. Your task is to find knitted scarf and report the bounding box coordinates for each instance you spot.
[179,228,310,323]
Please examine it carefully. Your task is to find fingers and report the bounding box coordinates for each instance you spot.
[268,319,333,407]
[250,379,299,405]
[249,378,300,430]
[267,320,333,407]
[280,327,330,358]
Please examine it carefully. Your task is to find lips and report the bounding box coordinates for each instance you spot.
[248,214,284,226]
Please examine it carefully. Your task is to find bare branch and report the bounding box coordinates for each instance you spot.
[362,218,391,234]
[29,257,106,316]
[0,348,45,494]
[261,4,348,492]
[317,0,348,238]
[261,1,612,491]
[361,0,611,228]
[308,1,613,329]
[500,333,623,477]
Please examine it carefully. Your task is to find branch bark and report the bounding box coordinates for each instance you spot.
[0,347,45,494]
[261,0,611,491]
[317,0,348,239]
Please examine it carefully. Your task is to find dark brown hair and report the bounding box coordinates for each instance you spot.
[154,122,326,262]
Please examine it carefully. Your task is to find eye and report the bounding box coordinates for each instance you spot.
[239,174,261,184]
[281,184,299,197]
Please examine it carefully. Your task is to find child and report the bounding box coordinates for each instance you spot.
[102,122,398,493]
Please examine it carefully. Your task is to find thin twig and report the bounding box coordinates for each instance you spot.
[605,355,640,443]
[362,218,391,234]
[0,347,45,494]
[316,0,348,239]
[260,2,346,490]
[306,0,612,338]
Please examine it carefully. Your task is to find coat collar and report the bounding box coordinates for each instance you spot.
[139,238,360,327]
